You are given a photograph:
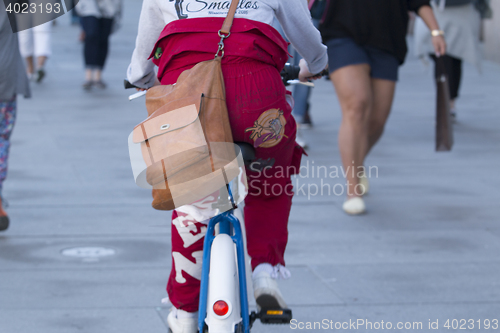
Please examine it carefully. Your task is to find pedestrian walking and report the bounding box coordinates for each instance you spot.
[17,21,52,83]
[15,0,55,83]
[414,0,490,119]
[292,0,326,131]
[127,1,327,332]
[0,3,31,231]
[318,0,446,215]
[76,0,122,90]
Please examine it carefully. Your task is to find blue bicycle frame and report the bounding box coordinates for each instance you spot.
[197,192,251,333]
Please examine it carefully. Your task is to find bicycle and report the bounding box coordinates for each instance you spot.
[194,142,292,333]
[126,64,322,333]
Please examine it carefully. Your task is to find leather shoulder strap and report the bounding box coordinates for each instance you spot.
[220,0,239,35]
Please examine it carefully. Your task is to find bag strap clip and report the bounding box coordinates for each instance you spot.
[215,30,231,58]
[215,0,238,58]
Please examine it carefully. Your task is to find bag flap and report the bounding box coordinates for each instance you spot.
[133,103,200,143]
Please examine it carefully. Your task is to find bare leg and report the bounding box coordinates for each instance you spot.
[93,69,102,82]
[330,64,372,199]
[36,56,47,69]
[85,69,92,82]
[25,56,34,75]
[92,69,106,89]
[365,78,396,157]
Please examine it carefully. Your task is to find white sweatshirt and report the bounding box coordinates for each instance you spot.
[127,0,328,88]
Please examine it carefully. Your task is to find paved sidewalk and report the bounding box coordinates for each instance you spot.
[1,1,500,332]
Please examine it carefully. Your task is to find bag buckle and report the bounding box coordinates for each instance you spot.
[215,30,230,58]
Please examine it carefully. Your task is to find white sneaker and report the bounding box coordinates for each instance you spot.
[295,129,308,150]
[342,197,366,215]
[359,171,369,195]
[252,269,288,310]
[167,308,198,333]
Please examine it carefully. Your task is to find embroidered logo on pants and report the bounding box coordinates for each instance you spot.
[245,109,287,148]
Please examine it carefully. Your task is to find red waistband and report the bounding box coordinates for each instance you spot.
[150,18,290,81]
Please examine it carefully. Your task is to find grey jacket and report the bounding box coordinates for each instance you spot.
[0,3,31,100]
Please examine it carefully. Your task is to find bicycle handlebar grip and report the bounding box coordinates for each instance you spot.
[281,64,300,81]
[280,64,301,86]
[319,68,330,77]
[124,80,137,89]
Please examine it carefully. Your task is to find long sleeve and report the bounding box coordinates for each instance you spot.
[275,0,328,74]
[127,0,173,88]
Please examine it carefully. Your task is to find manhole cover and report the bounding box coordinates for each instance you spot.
[61,247,116,258]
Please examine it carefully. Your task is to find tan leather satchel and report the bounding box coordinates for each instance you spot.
[131,0,241,210]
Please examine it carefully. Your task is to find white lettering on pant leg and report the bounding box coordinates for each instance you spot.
[173,215,207,248]
[176,194,218,222]
[172,251,203,283]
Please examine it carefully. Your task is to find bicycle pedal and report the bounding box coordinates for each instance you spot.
[258,308,292,324]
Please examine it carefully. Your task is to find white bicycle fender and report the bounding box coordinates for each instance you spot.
[206,234,242,333]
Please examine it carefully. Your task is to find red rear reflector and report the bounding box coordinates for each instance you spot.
[213,300,229,316]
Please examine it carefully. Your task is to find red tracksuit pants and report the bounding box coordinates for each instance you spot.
[163,58,301,312]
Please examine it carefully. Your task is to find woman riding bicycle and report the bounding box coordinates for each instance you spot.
[127,1,328,332]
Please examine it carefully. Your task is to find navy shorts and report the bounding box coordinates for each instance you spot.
[326,38,400,81]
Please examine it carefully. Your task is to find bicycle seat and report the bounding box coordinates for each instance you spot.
[234,142,255,168]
